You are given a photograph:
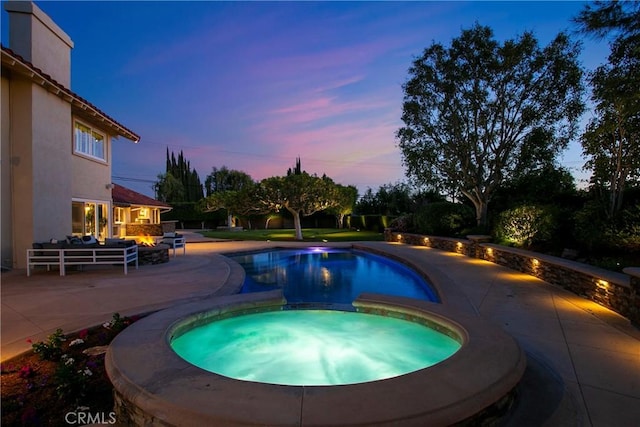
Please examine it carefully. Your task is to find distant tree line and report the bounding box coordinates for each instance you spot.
[199,157,357,240]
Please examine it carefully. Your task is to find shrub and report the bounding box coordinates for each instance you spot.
[388,214,414,232]
[414,202,475,236]
[31,329,66,361]
[574,201,640,253]
[54,355,92,400]
[352,215,397,232]
[617,204,640,251]
[573,200,609,252]
[494,205,556,248]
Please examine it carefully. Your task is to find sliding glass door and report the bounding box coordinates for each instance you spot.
[71,200,110,240]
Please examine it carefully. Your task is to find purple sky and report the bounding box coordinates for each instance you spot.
[2,1,608,197]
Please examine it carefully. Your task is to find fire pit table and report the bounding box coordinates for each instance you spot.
[137,243,170,265]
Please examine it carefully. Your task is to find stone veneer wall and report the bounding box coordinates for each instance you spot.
[384,229,639,325]
[161,221,177,234]
[125,224,163,236]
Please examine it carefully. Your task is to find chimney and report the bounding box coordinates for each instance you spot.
[4,1,74,87]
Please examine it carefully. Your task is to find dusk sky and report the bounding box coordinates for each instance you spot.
[2,1,609,197]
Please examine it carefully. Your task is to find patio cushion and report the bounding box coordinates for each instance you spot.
[42,242,65,249]
[105,238,125,245]
[102,239,136,248]
[81,235,98,245]
[66,236,83,245]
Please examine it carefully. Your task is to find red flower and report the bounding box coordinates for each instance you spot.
[26,338,32,344]
[19,365,34,379]
[78,329,89,339]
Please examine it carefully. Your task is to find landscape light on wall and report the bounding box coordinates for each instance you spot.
[531,258,540,273]
[485,247,494,260]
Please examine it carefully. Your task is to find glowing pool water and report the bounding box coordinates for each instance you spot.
[230,248,439,303]
[171,309,461,386]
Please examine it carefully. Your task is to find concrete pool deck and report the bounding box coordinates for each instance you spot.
[1,232,639,426]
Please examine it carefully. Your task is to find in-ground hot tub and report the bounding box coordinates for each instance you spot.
[106,291,526,426]
[171,308,462,386]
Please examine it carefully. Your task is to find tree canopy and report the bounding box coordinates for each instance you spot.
[200,167,264,227]
[575,0,640,217]
[397,24,584,227]
[204,166,254,196]
[326,184,358,228]
[257,172,340,240]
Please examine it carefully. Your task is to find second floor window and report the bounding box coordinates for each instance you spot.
[74,121,106,161]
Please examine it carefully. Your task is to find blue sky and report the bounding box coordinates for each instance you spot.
[2,1,609,197]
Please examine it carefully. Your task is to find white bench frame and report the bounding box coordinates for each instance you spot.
[27,245,138,276]
[161,236,186,257]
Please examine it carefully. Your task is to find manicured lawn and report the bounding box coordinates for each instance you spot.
[200,228,384,242]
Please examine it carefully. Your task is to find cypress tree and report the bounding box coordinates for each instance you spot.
[163,149,204,203]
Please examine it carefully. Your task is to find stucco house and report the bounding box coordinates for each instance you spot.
[1,1,140,270]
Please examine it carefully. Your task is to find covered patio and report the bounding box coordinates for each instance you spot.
[111,183,174,238]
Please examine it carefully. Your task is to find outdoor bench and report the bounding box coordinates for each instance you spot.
[160,233,186,257]
[27,240,138,276]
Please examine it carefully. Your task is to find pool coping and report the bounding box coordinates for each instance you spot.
[106,290,526,426]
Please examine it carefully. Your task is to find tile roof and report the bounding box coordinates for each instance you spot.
[1,45,140,142]
[112,183,171,209]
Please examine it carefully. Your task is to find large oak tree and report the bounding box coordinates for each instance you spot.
[397,24,584,227]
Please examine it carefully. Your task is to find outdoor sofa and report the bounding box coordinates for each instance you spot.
[27,237,138,276]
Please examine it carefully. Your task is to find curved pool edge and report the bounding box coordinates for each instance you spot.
[106,291,526,426]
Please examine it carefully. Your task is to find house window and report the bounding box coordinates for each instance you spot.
[74,121,106,161]
[114,207,125,224]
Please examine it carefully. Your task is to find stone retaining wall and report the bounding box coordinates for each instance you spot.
[384,229,639,325]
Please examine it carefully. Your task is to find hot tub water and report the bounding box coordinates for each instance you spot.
[171,309,461,386]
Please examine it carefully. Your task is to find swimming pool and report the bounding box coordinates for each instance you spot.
[228,247,438,303]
